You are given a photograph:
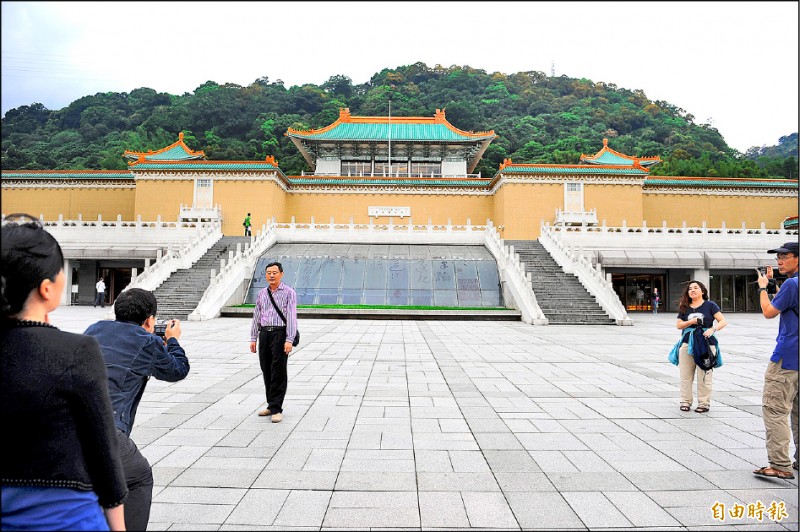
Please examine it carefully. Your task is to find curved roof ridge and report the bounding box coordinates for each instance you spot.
[287,108,495,138]
[124,132,206,163]
[580,138,661,167]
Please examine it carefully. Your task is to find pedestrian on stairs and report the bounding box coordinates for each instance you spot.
[243,213,252,236]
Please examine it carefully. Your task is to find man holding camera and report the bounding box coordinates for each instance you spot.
[753,241,798,480]
[84,288,190,530]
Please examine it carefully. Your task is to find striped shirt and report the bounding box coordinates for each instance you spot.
[250,282,298,343]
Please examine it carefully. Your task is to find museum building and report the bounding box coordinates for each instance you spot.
[1,108,797,315]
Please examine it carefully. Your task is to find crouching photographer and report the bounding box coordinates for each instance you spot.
[84,288,190,530]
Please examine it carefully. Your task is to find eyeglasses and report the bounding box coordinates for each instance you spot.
[2,213,43,228]
[776,253,794,261]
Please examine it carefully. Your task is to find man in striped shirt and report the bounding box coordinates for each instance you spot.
[249,261,298,423]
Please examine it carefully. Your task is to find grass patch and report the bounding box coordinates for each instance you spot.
[232,304,508,311]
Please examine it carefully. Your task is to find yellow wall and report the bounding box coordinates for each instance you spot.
[284,193,492,227]
[133,180,194,221]
[492,183,563,240]
[215,180,287,235]
[642,193,798,228]
[1,186,135,220]
[585,184,644,226]
[3,179,796,236]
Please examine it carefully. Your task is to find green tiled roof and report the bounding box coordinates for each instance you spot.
[588,151,638,165]
[131,162,281,171]
[501,165,648,176]
[139,144,200,161]
[1,171,133,179]
[289,177,491,187]
[645,178,799,188]
[289,123,494,142]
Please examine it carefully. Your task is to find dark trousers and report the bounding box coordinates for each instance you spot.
[94,292,105,307]
[258,327,288,413]
[117,428,154,531]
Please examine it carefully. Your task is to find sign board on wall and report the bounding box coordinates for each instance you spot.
[368,206,411,218]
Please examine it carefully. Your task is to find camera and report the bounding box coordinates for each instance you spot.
[154,319,173,338]
[756,267,778,294]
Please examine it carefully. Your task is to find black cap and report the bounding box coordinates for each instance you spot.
[767,241,799,255]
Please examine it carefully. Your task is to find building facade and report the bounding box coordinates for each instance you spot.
[2,109,797,311]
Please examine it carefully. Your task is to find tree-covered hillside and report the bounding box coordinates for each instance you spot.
[2,63,797,179]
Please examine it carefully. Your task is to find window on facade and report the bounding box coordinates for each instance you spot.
[341,161,372,176]
[374,161,409,177]
[411,162,441,177]
[194,178,213,209]
[564,182,584,213]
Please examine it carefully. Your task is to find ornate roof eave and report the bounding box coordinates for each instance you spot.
[289,136,316,171]
[285,108,496,141]
[644,176,799,189]
[1,170,134,180]
[580,138,661,167]
[123,132,206,163]
[128,156,286,179]
[493,158,650,178]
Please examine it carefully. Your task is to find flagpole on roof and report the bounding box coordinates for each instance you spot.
[388,95,392,176]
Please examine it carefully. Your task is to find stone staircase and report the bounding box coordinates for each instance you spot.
[154,236,251,320]
[506,239,616,325]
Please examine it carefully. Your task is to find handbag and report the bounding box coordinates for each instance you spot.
[266,288,299,347]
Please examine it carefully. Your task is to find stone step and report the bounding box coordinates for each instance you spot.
[505,239,615,326]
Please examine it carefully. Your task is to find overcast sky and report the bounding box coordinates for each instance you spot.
[2,1,797,153]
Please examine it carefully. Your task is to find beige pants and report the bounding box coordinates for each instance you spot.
[679,343,715,408]
[763,361,799,472]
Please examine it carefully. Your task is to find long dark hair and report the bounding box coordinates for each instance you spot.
[1,217,64,317]
[678,280,709,315]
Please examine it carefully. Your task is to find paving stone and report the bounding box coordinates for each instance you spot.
[562,491,634,528]
[461,491,519,529]
[418,491,470,528]
[46,308,798,531]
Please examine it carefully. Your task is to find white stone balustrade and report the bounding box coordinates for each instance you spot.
[189,217,547,322]
[539,222,632,325]
[124,220,223,292]
[29,214,219,260]
[484,221,548,325]
[190,222,277,321]
[276,216,486,244]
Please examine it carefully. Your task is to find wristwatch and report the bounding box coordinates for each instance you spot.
[758,287,768,293]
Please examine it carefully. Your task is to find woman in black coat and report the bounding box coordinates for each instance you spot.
[1,214,127,531]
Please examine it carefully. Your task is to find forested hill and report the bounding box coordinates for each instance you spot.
[2,62,797,179]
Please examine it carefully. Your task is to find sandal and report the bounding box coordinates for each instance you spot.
[680,405,690,412]
[694,406,709,413]
[753,466,795,480]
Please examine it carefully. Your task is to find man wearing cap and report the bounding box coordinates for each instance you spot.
[753,241,799,480]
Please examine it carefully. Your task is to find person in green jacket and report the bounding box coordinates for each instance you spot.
[243,213,252,236]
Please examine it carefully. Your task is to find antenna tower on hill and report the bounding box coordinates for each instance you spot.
[551,60,555,77]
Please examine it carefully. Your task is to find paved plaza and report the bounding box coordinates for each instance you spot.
[50,307,798,530]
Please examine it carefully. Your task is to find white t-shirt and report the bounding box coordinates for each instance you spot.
[96,280,106,292]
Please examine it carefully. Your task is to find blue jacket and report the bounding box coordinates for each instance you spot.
[84,320,189,435]
[669,326,723,368]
